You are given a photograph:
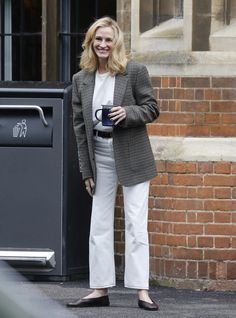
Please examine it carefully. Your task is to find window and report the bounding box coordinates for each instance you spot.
[0,0,116,81]
[0,0,42,80]
[59,0,116,81]
[140,0,183,33]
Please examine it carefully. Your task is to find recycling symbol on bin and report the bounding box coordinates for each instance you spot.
[13,119,27,138]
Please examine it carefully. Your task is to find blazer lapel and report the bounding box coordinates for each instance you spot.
[81,72,95,133]
[114,72,129,107]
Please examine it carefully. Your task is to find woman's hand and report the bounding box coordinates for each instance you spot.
[85,178,95,197]
[109,106,126,125]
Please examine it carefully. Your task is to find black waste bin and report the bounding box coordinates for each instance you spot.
[0,82,91,281]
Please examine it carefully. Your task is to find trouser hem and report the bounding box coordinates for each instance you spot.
[90,284,116,289]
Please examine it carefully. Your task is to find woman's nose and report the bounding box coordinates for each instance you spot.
[100,39,107,46]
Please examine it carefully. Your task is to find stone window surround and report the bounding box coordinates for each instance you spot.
[131,0,236,76]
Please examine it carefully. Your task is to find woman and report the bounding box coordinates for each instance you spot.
[67,17,159,311]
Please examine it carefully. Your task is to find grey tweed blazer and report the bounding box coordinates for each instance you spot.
[72,60,160,187]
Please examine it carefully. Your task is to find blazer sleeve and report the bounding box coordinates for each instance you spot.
[72,74,93,180]
[118,63,159,128]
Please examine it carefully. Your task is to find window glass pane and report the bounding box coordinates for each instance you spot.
[12,36,41,80]
[12,0,42,32]
[70,0,116,76]
[11,0,42,80]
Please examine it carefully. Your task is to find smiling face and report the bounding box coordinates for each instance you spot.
[93,26,114,65]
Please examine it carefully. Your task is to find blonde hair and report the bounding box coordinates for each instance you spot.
[80,17,128,75]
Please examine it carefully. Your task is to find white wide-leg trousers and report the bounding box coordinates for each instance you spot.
[89,136,150,289]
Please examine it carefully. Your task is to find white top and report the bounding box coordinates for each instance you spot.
[92,71,115,132]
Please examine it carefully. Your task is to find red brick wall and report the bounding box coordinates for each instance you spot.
[115,76,236,291]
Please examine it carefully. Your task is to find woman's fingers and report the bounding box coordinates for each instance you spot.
[85,178,95,196]
[109,106,126,125]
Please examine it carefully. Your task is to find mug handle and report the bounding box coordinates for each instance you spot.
[95,109,102,121]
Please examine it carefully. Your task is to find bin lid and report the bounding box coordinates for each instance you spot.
[0,81,72,98]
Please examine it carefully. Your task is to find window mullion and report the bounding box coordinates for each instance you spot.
[4,0,12,80]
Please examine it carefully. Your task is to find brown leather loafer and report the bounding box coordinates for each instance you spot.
[138,299,159,311]
[67,295,110,308]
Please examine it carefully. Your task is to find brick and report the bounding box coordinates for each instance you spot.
[188,236,197,247]
[194,113,205,124]
[173,199,203,211]
[175,100,182,111]
[157,112,174,123]
[195,89,204,100]
[205,200,236,211]
[148,221,157,232]
[160,100,169,111]
[153,186,187,198]
[174,113,195,124]
[198,236,214,248]
[169,100,176,111]
[231,213,236,223]
[179,125,211,137]
[148,197,155,209]
[151,76,161,87]
[154,246,162,257]
[161,246,171,257]
[187,212,196,222]
[211,101,236,112]
[173,248,203,260]
[205,89,221,100]
[197,188,214,199]
[176,77,181,88]
[232,238,236,248]
[165,260,186,278]
[198,162,213,174]
[221,114,236,124]
[205,113,220,124]
[232,163,236,174]
[214,212,231,223]
[173,224,203,235]
[150,233,166,245]
[205,250,236,261]
[181,101,210,112]
[169,77,177,87]
[216,262,227,279]
[147,124,177,136]
[227,263,236,279]
[170,175,202,186]
[181,77,210,88]
[198,262,208,279]
[222,89,236,100]
[212,77,236,88]
[174,89,195,100]
[209,262,216,279]
[204,175,236,186]
[210,126,236,137]
[150,174,168,186]
[161,77,169,88]
[215,237,231,248]
[205,224,236,235]
[233,189,236,199]
[166,162,197,173]
[187,261,197,278]
[159,88,173,99]
[187,188,198,198]
[165,211,186,222]
[162,223,172,234]
[156,160,166,172]
[196,212,213,223]
[214,162,231,174]
[214,188,231,199]
[166,235,187,247]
